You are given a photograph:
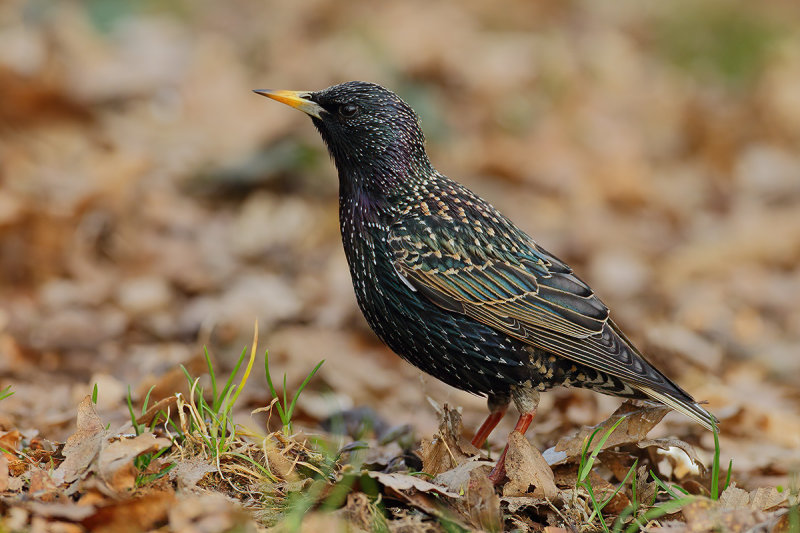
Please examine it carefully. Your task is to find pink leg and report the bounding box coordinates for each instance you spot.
[471,405,508,448]
[487,410,536,485]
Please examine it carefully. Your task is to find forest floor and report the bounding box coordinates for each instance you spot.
[1,0,799,531]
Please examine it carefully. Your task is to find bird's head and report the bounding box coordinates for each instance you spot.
[255,81,431,193]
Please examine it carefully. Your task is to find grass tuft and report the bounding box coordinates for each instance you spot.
[264,349,324,435]
[573,411,737,531]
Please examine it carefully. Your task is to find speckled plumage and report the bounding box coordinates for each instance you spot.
[256,81,715,435]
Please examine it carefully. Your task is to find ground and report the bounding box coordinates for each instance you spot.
[0,0,799,531]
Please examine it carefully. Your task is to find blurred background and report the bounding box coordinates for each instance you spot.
[1,0,798,486]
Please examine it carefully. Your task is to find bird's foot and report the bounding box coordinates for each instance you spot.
[487,462,507,486]
[487,440,511,486]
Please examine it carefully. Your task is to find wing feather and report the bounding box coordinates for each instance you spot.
[390,212,683,394]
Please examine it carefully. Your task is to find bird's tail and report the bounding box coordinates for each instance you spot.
[637,385,717,431]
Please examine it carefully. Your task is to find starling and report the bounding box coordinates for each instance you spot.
[255,81,715,482]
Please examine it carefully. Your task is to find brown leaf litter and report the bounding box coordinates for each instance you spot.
[419,402,481,476]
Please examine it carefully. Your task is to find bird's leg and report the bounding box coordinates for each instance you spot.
[487,387,540,485]
[471,391,511,449]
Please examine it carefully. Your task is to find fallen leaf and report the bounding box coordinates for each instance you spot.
[340,492,376,532]
[53,397,107,485]
[420,403,480,476]
[747,486,788,511]
[465,467,502,532]
[28,468,58,499]
[384,487,469,530]
[434,459,494,494]
[168,492,255,533]
[83,491,175,533]
[367,471,459,498]
[265,445,301,482]
[135,395,178,429]
[682,498,769,533]
[718,483,750,509]
[501,496,547,514]
[25,501,96,521]
[502,431,558,500]
[97,433,172,494]
[0,455,8,491]
[170,455,216,490]
[135,353,207,408]
[546,402,670,466]
[0,430,21,458]
[636,463,657,510]
[718,483,788,512]
[637,436,705,478]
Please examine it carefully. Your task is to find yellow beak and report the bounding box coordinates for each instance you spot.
[253,89,324,119]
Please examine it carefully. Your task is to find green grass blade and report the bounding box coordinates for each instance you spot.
[126,386,141,436]
[650,470,688,500]
[578,426,604,483]
[180,364,194,387]
[579,415,627,483]
[601,460,638,509]
[225,451,278,482]
[282,374,288,425]
[264,350,287,424]
[286,360,325,423]
[711,417,721,500]
[217,346,248,413]
[581,480,610,533]
[0,385,13,401]
[141,385,156,415]
[203,346,218,408]
[723,459,733,492]
[623,497,694,533]
[136,461,177,487]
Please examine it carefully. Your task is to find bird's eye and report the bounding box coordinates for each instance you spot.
[339,104,359,118]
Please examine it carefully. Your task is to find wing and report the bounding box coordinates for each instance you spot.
[388,201,678,393]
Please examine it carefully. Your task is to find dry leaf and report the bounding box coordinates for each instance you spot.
[24,501,96,521]
[637,437,705,476]
[502,431,558,500]
[83,492,175,533]
[135,354,208,407]
[367,471,460,498]
[170,456,216,490]
[135,395,178,429]
[682,498,769,533]
[97,433,172,494]
[636,463,657,510]
[434,459,494,494]
[546,402,670,466]
[0,455,8,492]
[718,483,750,509]
[265,446,301,482]
[747,487,788,511]
[28,468,58,499]
[168,492,254,533]
[53,397,107,485]
[718,483,788,512]
[341,492,377,532]
[465,468,502,532]
[0,430,21,457]
[420,403,479,476]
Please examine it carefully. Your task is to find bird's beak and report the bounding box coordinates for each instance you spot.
[253,89,324,119]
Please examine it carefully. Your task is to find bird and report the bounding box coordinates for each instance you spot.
[254,81,715,483]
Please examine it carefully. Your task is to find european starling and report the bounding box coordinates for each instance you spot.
[255,81,715,482]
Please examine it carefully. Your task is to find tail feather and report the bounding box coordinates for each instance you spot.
[637,385,717,431]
